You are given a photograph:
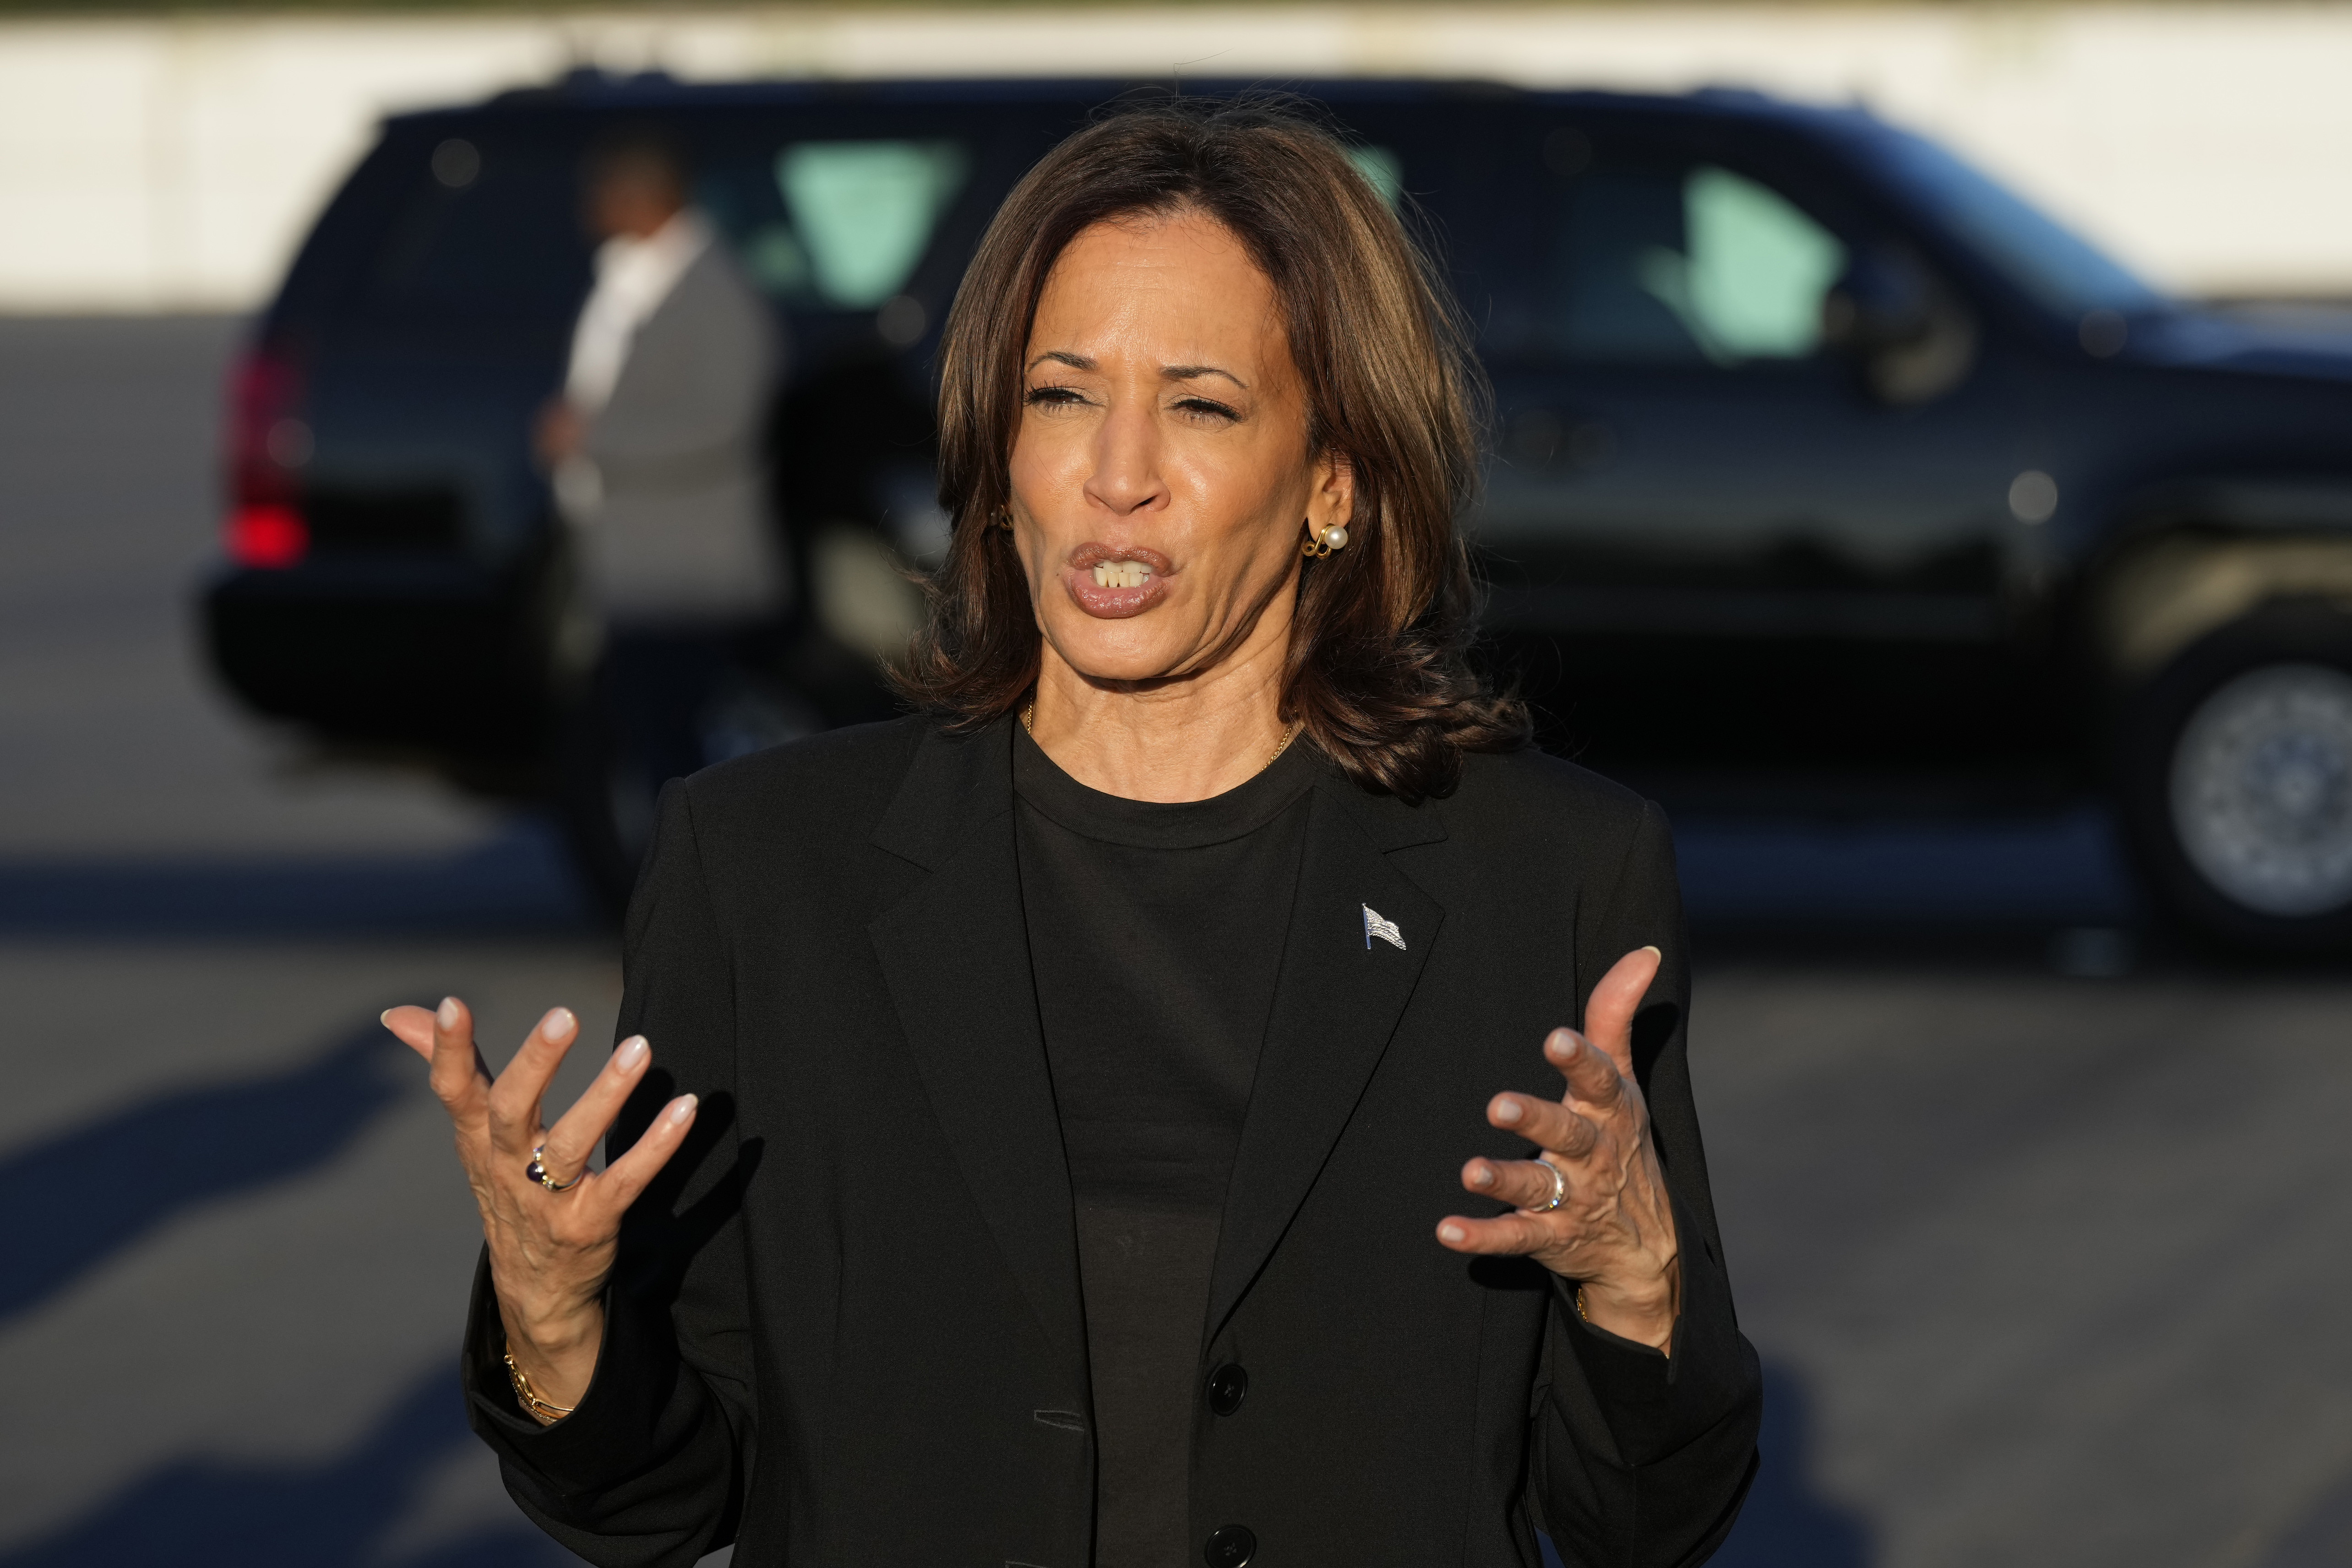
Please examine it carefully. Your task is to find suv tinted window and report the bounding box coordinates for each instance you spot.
[703,137,972,310]
[1348,145,1403,207]
[1862,128,2162,315]
[357,132,590,323]
[1547,158,1846,365]
[350,121,982,327]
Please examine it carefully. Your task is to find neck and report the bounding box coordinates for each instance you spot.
[1027,621,1296,804]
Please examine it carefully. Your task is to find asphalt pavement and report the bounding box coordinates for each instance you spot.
[1,316,2347,1568]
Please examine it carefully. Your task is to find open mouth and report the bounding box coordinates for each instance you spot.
[1065,544,1173,620]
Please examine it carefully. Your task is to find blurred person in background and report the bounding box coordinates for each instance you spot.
[393,99,1759,1568]
[537,127,793,865]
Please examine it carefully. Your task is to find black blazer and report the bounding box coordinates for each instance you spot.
[465,716,1761,1568]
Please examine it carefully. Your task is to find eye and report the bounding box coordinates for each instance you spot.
[1173,395,1241,424]
[1024,384,1090,408]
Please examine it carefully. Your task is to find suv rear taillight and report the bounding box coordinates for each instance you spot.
[224,345,311,568]
[226,504,309,568]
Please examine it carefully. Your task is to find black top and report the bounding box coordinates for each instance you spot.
[1012,726,1319,1567]
[459,716,1761,1568]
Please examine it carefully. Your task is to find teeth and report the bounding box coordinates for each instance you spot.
[1090,561,1153,588]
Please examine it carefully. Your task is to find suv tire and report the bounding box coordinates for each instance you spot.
[2117,602,2352,952]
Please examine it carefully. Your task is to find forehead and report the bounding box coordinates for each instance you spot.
[1029,210,1285,356]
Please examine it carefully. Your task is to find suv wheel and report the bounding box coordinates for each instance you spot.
[2119,606,2352,950]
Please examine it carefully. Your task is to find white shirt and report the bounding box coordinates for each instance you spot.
[563,207,714,414]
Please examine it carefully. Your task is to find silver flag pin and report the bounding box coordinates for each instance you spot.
[1362,904,1406,951]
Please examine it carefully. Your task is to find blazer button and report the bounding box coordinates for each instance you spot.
[1206,1362,1249,1416]
[1204,1524,1257,1567]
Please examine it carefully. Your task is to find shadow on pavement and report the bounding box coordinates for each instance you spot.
[0,1025,405,1326]
[0,1367,578,1568]
[1708,1364,1873,1568]
[0,819,593,941]
[2257,1467,2352,1568]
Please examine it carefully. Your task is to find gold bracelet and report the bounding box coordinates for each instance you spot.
[1574,1285,1590,1323]
[503,1348,577,1426]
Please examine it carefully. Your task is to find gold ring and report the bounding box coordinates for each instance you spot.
[526,1143,584,1193]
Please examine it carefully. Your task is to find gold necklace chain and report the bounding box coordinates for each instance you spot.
[1020,702,1304,779]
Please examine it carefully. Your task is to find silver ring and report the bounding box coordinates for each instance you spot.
[1530,1161,1567,1214]
[526,1143,584,1193]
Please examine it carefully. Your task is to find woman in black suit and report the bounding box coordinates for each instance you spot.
[386,99,1760,1568]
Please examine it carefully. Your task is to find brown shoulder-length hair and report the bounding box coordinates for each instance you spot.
[895,94,1528,800]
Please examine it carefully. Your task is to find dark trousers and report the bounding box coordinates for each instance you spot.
[560,625,812,914]
[600,630,745,792]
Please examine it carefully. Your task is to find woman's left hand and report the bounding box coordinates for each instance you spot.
[1437,945,1682,1350]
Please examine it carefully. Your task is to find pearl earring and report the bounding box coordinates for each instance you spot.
[1301,518,1350,559]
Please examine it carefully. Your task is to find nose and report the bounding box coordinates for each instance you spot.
[1081,397,1168,520]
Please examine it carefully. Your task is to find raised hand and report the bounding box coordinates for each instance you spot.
[382,997,697,1419]
[1436,946,1682,1350]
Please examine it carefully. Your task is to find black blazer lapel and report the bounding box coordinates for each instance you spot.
[1206,778,1446,1335]
[868,723,1084,1363]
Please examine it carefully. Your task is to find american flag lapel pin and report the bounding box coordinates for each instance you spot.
[1362,904,1406,951]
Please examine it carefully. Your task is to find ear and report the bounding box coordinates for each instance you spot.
[1309,449,1356,534]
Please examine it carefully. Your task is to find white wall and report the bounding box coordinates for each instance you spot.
[4,3,2351,312]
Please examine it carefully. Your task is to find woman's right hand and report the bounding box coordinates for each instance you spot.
[383,997,698,1418]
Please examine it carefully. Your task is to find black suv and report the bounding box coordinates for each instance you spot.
[206,74,2352,947]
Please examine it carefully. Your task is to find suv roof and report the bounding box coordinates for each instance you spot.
[379,70,1875,131]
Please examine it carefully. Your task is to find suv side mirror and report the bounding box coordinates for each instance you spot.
[1822,246,1978,406]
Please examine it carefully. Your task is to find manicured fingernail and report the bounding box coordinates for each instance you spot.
[437,997,460,1029]
[615,1036,648,1070]
[1492,1096,1523,1125]
[1546,1029,1574,1055]
[542,1007,575,1040]
[1437,1223,1466,1244]
[668,1093,697,1124]
[378,1009,392,1027]
[1468,1163,1493,1189]
[1641,945,1662,959]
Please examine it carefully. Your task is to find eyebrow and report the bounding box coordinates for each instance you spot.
[1163,363,1249,390]
[1025,350,1249,391]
